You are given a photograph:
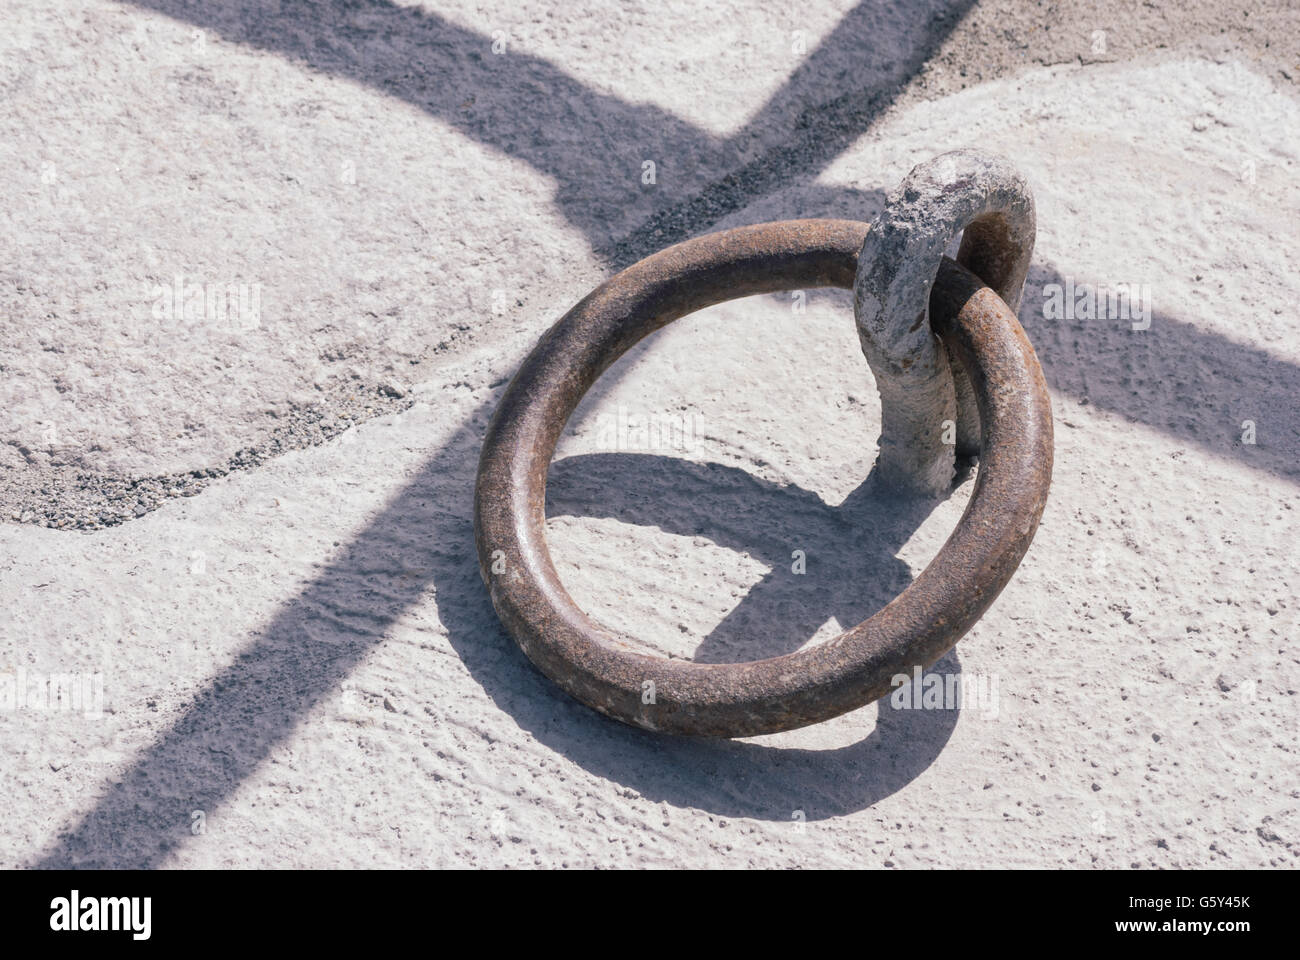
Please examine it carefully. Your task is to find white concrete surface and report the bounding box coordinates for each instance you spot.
[1,1,1297,868]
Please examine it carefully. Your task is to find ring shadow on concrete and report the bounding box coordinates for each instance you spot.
[32,387,966,867]
[546,453,939,664]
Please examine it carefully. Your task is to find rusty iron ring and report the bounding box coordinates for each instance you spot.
[474,219,1053,738]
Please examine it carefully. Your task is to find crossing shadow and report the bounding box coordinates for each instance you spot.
[115,0,975,262]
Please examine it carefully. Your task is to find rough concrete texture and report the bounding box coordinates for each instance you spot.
[2,1,1298,867]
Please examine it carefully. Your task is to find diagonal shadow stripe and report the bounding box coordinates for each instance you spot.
[577,185,1300,488]
[1024,263,1300,485]
[116,0,976,260]
[32,394,962,867]
[597,0,979,265]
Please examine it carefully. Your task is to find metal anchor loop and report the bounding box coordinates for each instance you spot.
[854,149,1036,495]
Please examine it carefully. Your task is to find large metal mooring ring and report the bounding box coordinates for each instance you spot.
[474,218,1052,738]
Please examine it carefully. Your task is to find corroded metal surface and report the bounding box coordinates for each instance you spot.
[474,218,1052,738]
[855,150,1036,494]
